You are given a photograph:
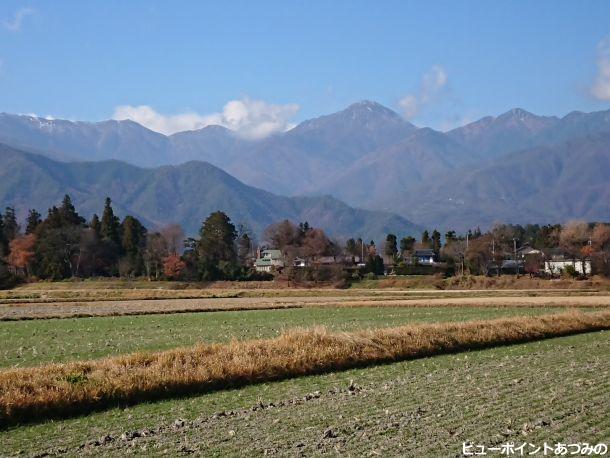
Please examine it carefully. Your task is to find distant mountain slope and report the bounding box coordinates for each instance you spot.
[0,113,171,167]
[392,133,610,230]
[0,143,421,241]
[3,103,610,231]
[312,127,481,207]
[0,101,417,194]
[447,108,610,158]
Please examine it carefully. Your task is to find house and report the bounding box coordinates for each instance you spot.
[414,249,436,265]
[293,257,307,268]
[314,256,338,265]
[516,243,544,258]
[500,259,524,275]
[544,255,591,276]
[254,249,285,272]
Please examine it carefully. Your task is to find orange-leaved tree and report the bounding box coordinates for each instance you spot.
[8,234,36,277]
[163,254,186,280]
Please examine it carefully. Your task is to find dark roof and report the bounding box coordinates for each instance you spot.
[414,249,435,256]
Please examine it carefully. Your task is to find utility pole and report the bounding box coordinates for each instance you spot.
[513,238,519,277]
[361,238,364,263]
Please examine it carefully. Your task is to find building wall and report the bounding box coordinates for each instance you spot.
[544,260,591,275]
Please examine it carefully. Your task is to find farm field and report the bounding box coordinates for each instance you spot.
[0,329,607,456]
[1,305,597,368]
[2,291,609,321]
[0,282,608,457]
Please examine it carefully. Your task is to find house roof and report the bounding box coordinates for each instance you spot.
[261,249,283,259]
[315,256,336,264]
[414,249,435,257]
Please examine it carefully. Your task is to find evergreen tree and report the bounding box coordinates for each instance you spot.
[365,254,385,275]
[400,236,416,254]
[32,197,85,280]
[25,209,42,235]
[197,211,238,280]
[421,230,431,247]
[90,214,101,237]
[0,258,16,289]
[431,229,442,254]
[0,214,6,256]
[120,216,147,276]
[444,230,456,243]
[121,216,147,255]
[59,195,85,226]
[100,197,121,245]
[384,233,398,258]
[3,207,20,242]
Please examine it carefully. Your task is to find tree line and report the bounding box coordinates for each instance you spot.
[0,196,258,287]
[2,195,608,288]
[375,222,610,277]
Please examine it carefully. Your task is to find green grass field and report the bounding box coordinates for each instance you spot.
[1,330,607,457]
[0,305,587,368]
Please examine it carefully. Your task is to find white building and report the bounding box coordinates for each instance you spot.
[254,249,284,272]
[544,258,591,276]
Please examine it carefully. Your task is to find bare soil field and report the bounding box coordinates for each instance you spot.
[2,292,609,320]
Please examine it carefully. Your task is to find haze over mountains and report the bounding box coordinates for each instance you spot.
[0,144,420,241]
[0,101,609,233]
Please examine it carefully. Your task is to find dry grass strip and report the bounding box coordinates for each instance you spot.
[0,310,608,426]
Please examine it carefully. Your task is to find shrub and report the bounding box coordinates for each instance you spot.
[564,265,578,278]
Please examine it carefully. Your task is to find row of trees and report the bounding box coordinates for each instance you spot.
[2,196,608,288]
[0,196,278,287]
[0,196,190,286]
[376,222,610,277]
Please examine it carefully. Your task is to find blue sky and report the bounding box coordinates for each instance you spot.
[1,1,610,135]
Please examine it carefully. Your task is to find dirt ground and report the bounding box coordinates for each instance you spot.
[1,293,609,320]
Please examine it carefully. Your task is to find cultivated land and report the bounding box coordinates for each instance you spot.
[0,330,607,457]
[0,279,608,456]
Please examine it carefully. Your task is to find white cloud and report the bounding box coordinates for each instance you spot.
[591,37,610,101]
[112,98,300,138]
[2,7,35,32]
[399,65,448,119]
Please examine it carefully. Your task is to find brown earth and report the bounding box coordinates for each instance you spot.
[1,293,609,321]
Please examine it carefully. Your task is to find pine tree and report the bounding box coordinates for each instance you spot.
[121,216,147,255]
[431,229,442,254]
[384,234,398,258]
[400,236,415,254]
[3,207,20,242]
[0,214,6,256]
[90,214,101,237]
[120,216,147,276]
[197,211,238,280]
[100,197,121,245]
[25,209,42,235]
[59,195,85,226]
[421,230,430,247]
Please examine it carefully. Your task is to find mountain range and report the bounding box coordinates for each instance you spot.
[0,101,609,233]
[0,143,420,241]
